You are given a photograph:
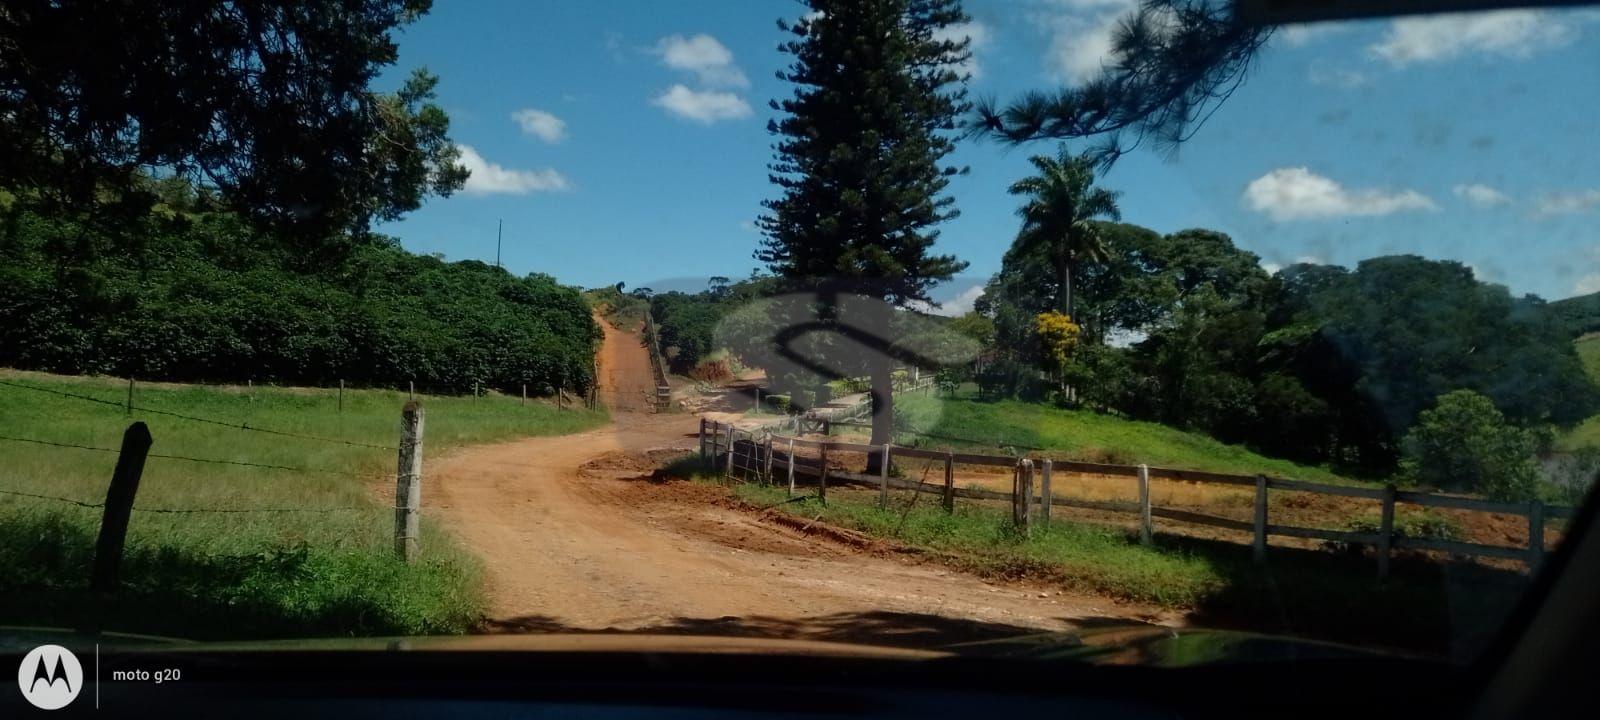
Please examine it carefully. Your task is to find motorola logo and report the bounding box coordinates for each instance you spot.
[16,645,82,710]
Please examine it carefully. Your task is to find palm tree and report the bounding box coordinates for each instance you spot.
[1007,147,1121,320]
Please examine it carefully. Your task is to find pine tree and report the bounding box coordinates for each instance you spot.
[757,0,971,457]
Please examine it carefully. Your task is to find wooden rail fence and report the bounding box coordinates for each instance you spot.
[697,420,1574,578]
[640,313,673,412]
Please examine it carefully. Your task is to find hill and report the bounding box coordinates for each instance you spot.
[1547,291,1600,337]
[894,393,1356,484]
[1556,333,1600,451]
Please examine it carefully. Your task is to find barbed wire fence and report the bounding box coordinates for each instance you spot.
[0,376,438,590]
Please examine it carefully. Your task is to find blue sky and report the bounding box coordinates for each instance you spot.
[374,1,1600,311]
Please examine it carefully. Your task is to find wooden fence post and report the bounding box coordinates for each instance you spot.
[395,401,425,563]
[522,384,527,406]
[1528,500,1546,572]
[943,452,955,513]
[877,443,892,509]
[818,443,828,504]
[754,388,761,415]
[1252,474,1268,565]
[763,434,774,484]
[125,377,134,417]
[91,422,153,592]
[1137,463,1153,546]
[1378,484,1396,580]
[1013,459,1033,533]
[787,438,797,498]
[1039,459,1053,525]
[338,379,345,413]
[408,380,414,400]
[724,424,736,478]
[698,418,708,461]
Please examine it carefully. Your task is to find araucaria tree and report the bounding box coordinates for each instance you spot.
[757,0,971,458]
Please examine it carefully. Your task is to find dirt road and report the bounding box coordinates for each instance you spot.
[430,316,1170,646]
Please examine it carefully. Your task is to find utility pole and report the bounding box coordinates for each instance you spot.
[495,219,503,268]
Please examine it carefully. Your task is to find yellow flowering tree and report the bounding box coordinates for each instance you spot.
[1034,311,1081,373]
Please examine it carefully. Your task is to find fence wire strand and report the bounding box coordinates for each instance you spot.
[0,379,396,450]
[0,488,367,514]
[0,433,363,477]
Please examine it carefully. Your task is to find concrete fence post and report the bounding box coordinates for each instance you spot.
[1252,474,1268,565]
[395,402,425,563]
[1137,463,1152,546]
[1039,459,1053,525]
[1377,484,1396,580]
[1528,500,1546,572]
[877,443,892,509]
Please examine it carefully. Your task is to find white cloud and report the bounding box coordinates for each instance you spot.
[457,145,569,195]
[1279,23,1348,47]
[1044,2,1134,84]
[1576,273,1600,296]
[1535,189,1600,217]
[1307,63,1367,89]
[933,21,991,79]
[1453,183,1512,207]
[510,108,566,143]
[651,85,752,124]
[1243,167,1437,221]
[654,34,748,88]
[1261,262,1283,275]
[907,284,985,317]
[1369,10,1577,66]
[1296,255,1326,265]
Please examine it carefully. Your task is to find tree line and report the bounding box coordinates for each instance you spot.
[0,178,599,394]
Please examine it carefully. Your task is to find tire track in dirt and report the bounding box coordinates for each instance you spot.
[430,316,1174,646]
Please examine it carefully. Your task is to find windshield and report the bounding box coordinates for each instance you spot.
[1,0,1596,675]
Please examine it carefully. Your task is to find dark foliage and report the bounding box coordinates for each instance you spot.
[0,0,465,260]
[0,186,598,393]
[979,222,1598,474]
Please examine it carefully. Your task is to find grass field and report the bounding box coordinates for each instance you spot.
[0,370,607,639]
[892,391,1356,484]
[1556,334,1600,451]
[688,463,1526,657]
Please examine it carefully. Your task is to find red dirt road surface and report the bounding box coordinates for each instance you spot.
[431,315,1172,647]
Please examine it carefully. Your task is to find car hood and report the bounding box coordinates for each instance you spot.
[1,622,1397,667]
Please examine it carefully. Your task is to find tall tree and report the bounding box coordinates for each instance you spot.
[0,0,466,258]
[757,0,971,455]
[1007,148,1122,320]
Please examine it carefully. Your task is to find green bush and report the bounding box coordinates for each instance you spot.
[1402,390,1541,501]
[766,394,792,414]
[1344,509,1463,542]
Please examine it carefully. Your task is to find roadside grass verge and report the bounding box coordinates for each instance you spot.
[667,456,1526,656]
[894,392,1358,484]
[0,370,608,639]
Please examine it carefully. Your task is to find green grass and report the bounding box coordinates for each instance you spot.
[893,392,1356,484]
[0,371,608,639]
[1555,334,1600,451]
[668,456,1525,656]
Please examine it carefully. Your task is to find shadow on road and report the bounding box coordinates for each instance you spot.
[483,610,1150,650]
